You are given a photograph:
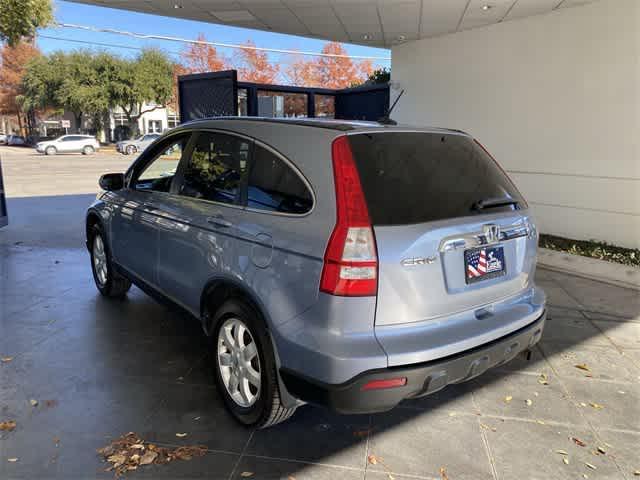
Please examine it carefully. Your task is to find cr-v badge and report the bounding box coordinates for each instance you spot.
[401,256,437,267]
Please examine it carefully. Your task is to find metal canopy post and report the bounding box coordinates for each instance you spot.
[0,156,7,228]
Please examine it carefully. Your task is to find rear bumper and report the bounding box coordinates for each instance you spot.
[280,310,545,414]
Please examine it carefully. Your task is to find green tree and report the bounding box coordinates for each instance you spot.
[110,49,174,137]
[0,0,53,47]
[19,50,114,133]
[365,67,390,85]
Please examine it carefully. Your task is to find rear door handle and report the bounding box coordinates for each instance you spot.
[206,215,233,228]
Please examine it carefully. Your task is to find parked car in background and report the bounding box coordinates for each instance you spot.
[86,117,546,428]
[0,134,7,145]
[36,135,100,155]
[116,133,161,155]
[7,135,26,146]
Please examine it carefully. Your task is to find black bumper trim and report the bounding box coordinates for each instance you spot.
[280,311,546,414]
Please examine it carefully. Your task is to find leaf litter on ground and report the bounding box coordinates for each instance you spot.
[0,421,16,431]
[571,437,587,447]
[97,432,207,477]
[574,364,590,372]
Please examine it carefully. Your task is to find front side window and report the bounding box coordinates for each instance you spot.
[135,135,189,193]
[179,132,250,205]
[247,145,313,214]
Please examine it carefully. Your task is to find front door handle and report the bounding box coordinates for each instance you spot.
[206,215,232,228]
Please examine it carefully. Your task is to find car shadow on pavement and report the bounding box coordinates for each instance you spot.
[1,193,639,480]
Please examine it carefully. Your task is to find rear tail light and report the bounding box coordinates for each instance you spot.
[320,136,378,297]
[361,377,407,391]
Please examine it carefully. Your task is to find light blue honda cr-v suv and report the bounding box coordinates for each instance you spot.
[86,117,546,428]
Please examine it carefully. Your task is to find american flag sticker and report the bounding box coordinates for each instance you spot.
[465,246,506,283]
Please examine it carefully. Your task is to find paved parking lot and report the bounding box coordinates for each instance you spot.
[1,146,639,479]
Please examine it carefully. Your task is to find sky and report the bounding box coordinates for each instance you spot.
[37,1,391,72]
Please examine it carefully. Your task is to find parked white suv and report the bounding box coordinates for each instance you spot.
[36,135,100,155]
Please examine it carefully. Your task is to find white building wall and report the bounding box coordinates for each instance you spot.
[391,0,639,249]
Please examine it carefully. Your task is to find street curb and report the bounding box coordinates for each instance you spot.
[537,247,640,291]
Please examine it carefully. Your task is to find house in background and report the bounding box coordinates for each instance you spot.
[34,103,179,142]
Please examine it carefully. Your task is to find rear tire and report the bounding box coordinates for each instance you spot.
[89,223,131,298]
[211,298,296,428]
[82,145,95,155]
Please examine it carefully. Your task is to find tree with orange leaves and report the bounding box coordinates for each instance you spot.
[0,41,40,135]
[283,42,374,88]
[234,40,279,84]
[182,33,228,74]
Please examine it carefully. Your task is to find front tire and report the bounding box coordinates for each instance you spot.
[126,145,137,155]
[89,224,131,298]
[211,299,296,428]
[45,146,57,155]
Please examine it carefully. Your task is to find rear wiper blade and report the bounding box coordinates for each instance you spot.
[471,197,519,211]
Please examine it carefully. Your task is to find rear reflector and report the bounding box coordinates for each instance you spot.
[361,377,407,391]
[320,136,378,297]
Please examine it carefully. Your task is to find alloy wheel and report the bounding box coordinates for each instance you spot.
[217,317,261,407]
[92,234,108,286]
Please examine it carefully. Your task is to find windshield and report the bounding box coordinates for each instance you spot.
[347,132,527,226]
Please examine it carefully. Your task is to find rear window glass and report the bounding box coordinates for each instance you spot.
[347,132,526,226]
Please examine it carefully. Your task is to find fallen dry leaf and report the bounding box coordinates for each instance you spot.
[563,457,570,465]
[368,454,379,465]
[29,399,38,407]
[175,433,188,438]
[575,363,590,372]
[585,462,597,470]
[480,423,497,432]
[504,395,513,403]
[439,466,449,480]
[7,458,18,462]
[240,472,253,478]
[589,402,604,410]
[0,421,17,431]
[139,450,157,466]
[572,437,587,447]
[98,432,207,477]
[633,470,640,476]
[108,454,127,468]
[596,447,606,455]
[0,357,13,363]
[525,399,533,406]
[536,420,546,425]
[556,450,568,455]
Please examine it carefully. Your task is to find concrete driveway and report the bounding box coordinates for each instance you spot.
[1,147,639,480]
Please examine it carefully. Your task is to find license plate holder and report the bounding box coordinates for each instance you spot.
[465,246,506,284]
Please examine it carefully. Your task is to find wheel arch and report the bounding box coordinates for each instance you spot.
[200,277,271,337]
[200,276,302,409]
[85,210,102,244]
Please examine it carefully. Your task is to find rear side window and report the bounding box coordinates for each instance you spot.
[247,144,313,214]
[179,132,250,205]
[347,133,526,226]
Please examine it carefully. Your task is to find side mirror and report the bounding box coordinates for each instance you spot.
[99,173,124,191]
